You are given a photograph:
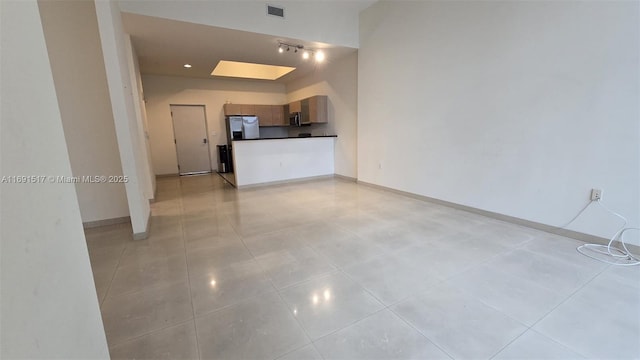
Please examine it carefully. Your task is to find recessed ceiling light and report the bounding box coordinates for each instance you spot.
[302,51,310,60]
[314,51,325,62]
[211,60,296,80]
[183,64,192,68]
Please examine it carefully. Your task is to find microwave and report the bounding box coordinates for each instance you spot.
[289,112,310,127]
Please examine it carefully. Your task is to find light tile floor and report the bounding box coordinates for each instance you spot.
[85,175,640,360]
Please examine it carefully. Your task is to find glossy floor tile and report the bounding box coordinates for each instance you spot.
[392,283,528,359]
[108,254,188,298]
[343,252,441,305]
[492,330,584,360]
[108,321,199,360]
[533,270,640,358]
[85,174,639,359]
[313,309,450,359]
[189,259,275,316]
[255,245,337,289]
[448,263,567,326]
[276,345,323,360]
[195,292,309,360]
[278,272,385,340]
[480,248,604,297]
[100,281,193,345]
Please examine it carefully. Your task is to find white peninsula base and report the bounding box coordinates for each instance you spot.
[232,137,336,188]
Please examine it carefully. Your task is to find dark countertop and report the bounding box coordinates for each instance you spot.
[232,135,337,141]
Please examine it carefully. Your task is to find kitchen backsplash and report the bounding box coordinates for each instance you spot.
[288,123,330,137]
[258,124,331,138]
[259,127,288,139]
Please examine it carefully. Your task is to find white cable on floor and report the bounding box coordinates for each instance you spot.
[562,199,640,266]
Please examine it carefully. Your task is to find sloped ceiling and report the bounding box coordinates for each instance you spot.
[121,12,359,83]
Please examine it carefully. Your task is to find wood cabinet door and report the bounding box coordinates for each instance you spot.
[241,104,256,116]
[271,105,287,126]
[309,95,328,123]
[254,105,272,126]
[289,101,301,113]
[223,104,242,116]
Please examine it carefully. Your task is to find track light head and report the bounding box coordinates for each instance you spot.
[277,42,325,62]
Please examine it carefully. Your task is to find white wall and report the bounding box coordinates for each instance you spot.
[142,75,287,175]
[286,52,358,178]
[132,43,157,197]
[95,0,151,236]
[0,0,109,357]
[131,39,157,197]
[118,0,373,48]
[358,1,639,241]
[233,138,335,187]
[38,0,130,224]
[125,34,156,200]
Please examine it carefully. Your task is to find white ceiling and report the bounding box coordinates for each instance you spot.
[121,12,358,83]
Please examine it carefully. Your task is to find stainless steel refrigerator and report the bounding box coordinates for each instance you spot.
[225,116,260,143]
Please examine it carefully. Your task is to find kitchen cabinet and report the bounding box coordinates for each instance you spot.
[223,104,242,115]
[222,104,257,116]
[254,105,273,126]
[287,96,327,124]
[223,98,325,126]
[271,105,287,126]
[289,100,301,113]
[308,95,328,124]
[241,104,256,116]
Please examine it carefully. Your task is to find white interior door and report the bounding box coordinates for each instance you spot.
[171,105,211,175]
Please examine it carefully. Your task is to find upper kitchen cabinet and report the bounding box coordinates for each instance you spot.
[241,104,256,116]
[289,100,301,113]
[271,105,287,126]
[223,104,257,116]
[289,96,327,124]
[223,103,242,115]
[224,103,288,127]
[308,95,328,124]
[254,105,273,126]
[223,98,325,126]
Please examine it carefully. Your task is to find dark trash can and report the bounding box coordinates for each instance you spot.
[217,145,231,173]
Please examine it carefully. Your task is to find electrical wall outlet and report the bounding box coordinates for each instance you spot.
[591,188,602,201]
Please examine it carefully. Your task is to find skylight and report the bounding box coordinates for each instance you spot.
[211,60,295,80]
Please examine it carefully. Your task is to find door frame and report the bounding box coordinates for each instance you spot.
[170,104,212,175]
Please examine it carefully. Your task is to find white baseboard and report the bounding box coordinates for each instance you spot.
[333,174,357,182]
[133,212,151,240]
[356,180,638,252]
[236,174,335,189]
[83,216,130,229]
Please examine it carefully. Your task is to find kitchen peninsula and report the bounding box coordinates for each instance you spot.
[228,135,336,188]
[219,95,337,188]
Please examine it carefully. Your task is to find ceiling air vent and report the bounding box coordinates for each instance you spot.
[267,5,285,18]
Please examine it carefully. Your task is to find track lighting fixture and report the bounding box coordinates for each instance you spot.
[277,41,325,63]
